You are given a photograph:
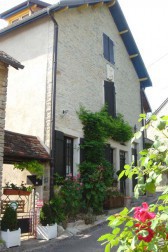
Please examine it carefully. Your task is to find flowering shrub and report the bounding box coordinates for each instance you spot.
[54,173,83,218]
[99,114,168,251]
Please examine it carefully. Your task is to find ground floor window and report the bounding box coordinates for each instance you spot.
[120,150,126,194]
[64,137,73,176]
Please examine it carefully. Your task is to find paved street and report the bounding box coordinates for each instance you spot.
[24,223,114,252]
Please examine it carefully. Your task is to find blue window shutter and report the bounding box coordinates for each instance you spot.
[103,34,109,61]
[109,39,114,64]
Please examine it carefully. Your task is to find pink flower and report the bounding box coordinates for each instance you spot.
[67,173,72,177]
[80,182,83,186]
[73,176,77,181]
[77,173,81,179]
[134,202,156,222]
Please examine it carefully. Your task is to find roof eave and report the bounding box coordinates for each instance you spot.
[0,0,51,19]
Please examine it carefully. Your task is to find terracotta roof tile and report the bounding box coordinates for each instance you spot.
[4,130,50,163]
[0,51,24,69]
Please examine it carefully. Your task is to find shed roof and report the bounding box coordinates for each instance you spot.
[0,51,24,69]
[0,0,152,88]
[153,97,168,115]
[4,130,50,163]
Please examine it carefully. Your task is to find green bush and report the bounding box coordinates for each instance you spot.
[1,206,18,231]
[40,203,56,226]
[60,176,83,218]
[54,173,83,219]
[50,195,66,224]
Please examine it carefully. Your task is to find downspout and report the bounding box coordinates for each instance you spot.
[47,8,58,199]
[140,87,145,149]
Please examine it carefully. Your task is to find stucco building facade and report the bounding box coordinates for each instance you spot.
[0,0,152,196]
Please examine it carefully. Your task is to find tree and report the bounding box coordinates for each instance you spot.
[99,114,168,252]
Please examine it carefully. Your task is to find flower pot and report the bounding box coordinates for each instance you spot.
[3,189,31,196]
[1,228,21,248]
[124,196,132,208]
[36,224,57,240]
[104,196,124,209]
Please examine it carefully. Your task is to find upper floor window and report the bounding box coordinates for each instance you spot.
[104,81,116,117]
[11,19,19,24]
[22,14,29,19]
[64,137,73,176]
[103,33,115,64]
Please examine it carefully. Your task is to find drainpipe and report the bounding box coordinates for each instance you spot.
[47,9,58,199]
[140,87,145,149]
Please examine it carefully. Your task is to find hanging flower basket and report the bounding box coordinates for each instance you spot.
[3,189,31,196]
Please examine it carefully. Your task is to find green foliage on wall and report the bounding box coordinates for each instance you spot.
[14,160,44,178]
[78,106,133,144]
[78,106,133,213]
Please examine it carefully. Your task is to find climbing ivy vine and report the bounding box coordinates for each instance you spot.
[78,106,133,213]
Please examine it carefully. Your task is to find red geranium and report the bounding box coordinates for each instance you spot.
[135,223,155,242]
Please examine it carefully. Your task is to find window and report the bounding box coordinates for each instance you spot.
[104,81,116,117]
[103,33,114,64]
[120,151,126,194]
[22,14,29,19]
[11,19,19,24]
[64,137,73,176]
[54,131,74,177]
[105,144,113,165]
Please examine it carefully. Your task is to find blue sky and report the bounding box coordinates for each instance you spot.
[0,0,167,112]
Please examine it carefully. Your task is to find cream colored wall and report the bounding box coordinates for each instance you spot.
[0,18,50,144]
[0,6,142,151]
[55,6,141,139]
[2,164,30,187]
[2,163,50,201]
[0,5,144,197]
[54,6,143,183]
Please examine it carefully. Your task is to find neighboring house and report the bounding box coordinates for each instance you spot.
[0,0,152,197]
[147,97,168,141]
[146,97,168,188]
[0,51,23,214]
[0,0,50,25]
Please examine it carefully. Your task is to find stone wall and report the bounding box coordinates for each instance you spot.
[0,61,8,215]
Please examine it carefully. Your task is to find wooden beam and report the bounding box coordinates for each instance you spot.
[119,30,129,35]
[56,6,69,14]
[92,2,104,9]
[139,78,148,82]
[106,0,116,7]
[129,54,138,59]
[77,4,89,11]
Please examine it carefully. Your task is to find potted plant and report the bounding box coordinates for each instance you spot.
[36,203,57,240]
[1,206,21,248]
[104,187,124,209]
[3,182,33,196]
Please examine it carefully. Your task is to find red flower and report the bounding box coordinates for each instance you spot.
[138,227,155,242]
[134,202,156,222]
[135,223,155,242]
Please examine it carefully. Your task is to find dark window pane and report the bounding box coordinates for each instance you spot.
[64,137,73,176]
[103,33,109,61]
[104,81,116,117]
